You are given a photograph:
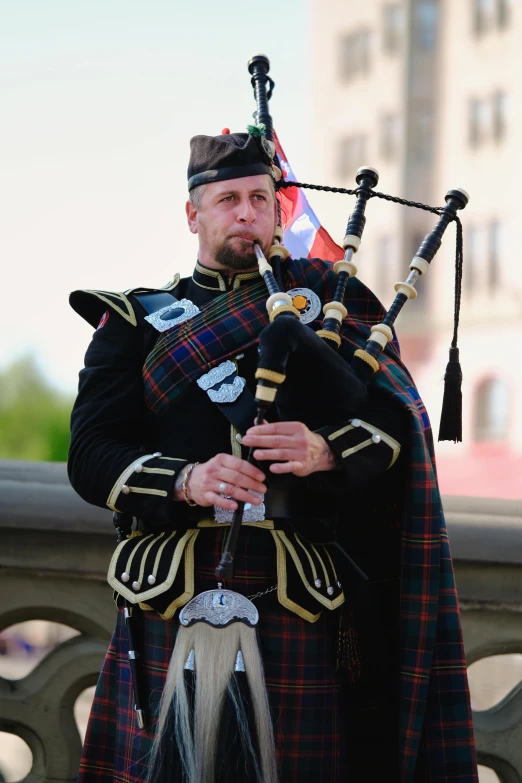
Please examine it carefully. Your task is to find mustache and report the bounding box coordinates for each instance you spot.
[226,233,259,243]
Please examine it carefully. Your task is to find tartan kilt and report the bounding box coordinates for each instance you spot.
[78,526,388,783]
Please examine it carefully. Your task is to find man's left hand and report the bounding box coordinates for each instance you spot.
[242,421,338,476]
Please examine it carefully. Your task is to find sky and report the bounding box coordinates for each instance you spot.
[1,0,310,392]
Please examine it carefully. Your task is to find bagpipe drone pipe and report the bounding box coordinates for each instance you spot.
[215,54,469,583]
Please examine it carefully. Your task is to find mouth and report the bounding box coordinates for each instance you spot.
[229,234,257,243]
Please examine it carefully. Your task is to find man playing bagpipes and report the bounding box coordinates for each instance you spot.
[69,57,477,783]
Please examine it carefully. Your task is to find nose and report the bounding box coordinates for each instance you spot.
[236,197,256,224]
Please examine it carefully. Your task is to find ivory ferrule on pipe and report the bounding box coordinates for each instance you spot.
[266,292,292,312]
[394,269,419,299]
[254,243,272,275]
[394,282,418,299]
[334,250,357,277]
[410,256,429,276]
[322,301,347,321]
[368,323,393,349]
[342,234,362,252]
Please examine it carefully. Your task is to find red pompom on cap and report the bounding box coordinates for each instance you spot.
[221,127,231,134]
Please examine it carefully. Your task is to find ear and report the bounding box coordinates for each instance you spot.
[186,200,198,235]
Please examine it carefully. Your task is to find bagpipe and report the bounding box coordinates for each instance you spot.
[215,52,468,583]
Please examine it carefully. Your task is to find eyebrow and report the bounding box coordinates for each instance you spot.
[215,187,272,197]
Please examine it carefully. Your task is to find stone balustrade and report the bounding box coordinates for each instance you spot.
[1,460,521,782]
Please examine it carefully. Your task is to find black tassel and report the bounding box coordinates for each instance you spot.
[438,215,464,443]
[438,347,463,442]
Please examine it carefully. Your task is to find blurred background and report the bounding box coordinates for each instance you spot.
[0,1,519,781]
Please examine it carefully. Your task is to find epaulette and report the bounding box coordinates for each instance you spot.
[69,274,181,329]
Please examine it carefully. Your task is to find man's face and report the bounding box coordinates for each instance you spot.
[186,174,278,271]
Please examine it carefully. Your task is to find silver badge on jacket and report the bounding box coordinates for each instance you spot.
[286,288,322,324]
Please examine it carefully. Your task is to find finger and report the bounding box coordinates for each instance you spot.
[246,421,304,436]
[269,460,305,475]
[218,468,267,494]
[226,486,264,505]
[242,434,297,448]
[212,484,263,506]
[253,448,302,462]
[204,490,238,511]
[218,454,265,482]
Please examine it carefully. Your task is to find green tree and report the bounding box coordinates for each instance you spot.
[0,357,74,461]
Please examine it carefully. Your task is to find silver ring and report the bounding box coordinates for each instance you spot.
[219,481,227,494]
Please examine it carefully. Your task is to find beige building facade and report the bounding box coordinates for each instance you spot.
[309,0,520,497]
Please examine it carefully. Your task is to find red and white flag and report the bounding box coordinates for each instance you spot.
[274,132,344,263]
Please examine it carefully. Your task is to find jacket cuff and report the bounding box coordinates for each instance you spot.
[317,418,401,488]
[107,453,188,523]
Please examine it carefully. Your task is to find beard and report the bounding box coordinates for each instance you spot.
[215,236,268,271]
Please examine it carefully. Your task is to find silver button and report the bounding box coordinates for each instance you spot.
[351,418,361,427]
[135,464,143,473]
[132,580,141,591]
[372,434,381,444]
[121,572,130,583]
[147,575,156,585]
[235,353,244,360]
[327,586,334,596]
[337,580,342,588]
[121,485,130,495]
[236,433,243,444]
[153,451,162,457]
[314,578,322,588]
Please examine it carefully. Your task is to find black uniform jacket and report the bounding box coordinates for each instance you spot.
[68,262,407,568]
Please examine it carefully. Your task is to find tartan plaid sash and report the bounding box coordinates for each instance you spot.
[142,257,394,415]
[143,278,270,413]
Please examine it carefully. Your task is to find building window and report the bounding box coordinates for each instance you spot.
[338,135,367,180]
[415,0,439,50]
[469,93,507,147]
[473,0,511,34]
[492,91,507,142]
[380,114,400,160]
[474,377,509,442]
[488,220,501,290]
[497,0,512,28]
[469,97,488,147]
[383,4,404,54]
[465,226,479,293]
[339,29,371,82]
[473,0,495,35]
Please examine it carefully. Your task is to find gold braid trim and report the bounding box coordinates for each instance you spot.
[353,349,379,373]
[316,329,342,348]
[255,368,286,385]
[269,304,300,322]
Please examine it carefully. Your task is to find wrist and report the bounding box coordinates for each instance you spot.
[173,463,199,504]
[315,436,339,472]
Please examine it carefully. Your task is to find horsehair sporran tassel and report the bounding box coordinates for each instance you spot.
[148,589,277,783]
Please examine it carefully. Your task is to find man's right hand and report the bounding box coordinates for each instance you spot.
[176,454,267,510]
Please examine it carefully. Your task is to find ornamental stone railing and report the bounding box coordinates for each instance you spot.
[0,459,521,782]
